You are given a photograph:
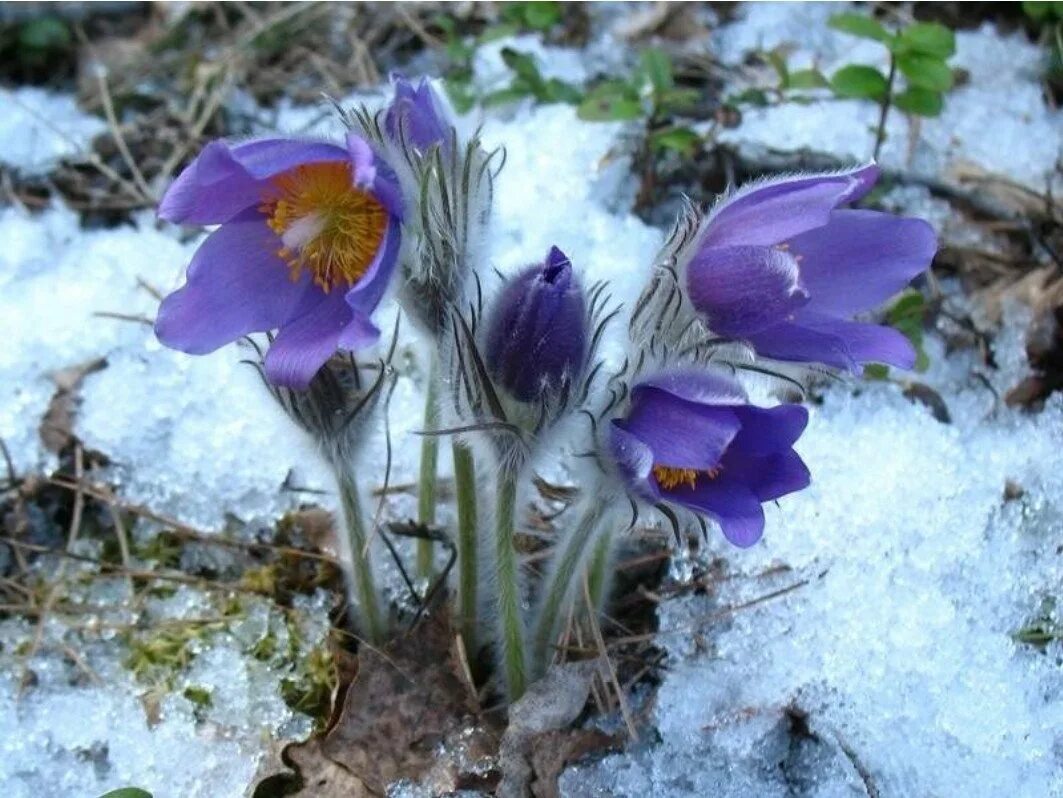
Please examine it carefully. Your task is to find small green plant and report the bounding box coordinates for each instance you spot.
[578,48,701,157]
[865,290,931,380]
[97,789,153,798]
[1014,597,1061,649]
[825,13,957,157]
[482,47,582,108]
[437,5,570,113]
[1024,2,1063,93]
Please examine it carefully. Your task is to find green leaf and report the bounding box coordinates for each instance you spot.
[828,12,892,43]
[577,81,644,121]
[1023,1,1063,21]
[728,88,770,107]
[638,48,674,94]
[863,363,890,380]
[481,86,533,107]
[766,49,789,86]
[649,127,701,155]
[18,16,71,51]
[97,790,153,798]
[523,1,563,31]
[444,79,477,114]
[540,78,582,104]
[830,65,889,100]
[500,48,543,85]
[896,52,953,91]
[785,68,829,89]
[886,290,930,372]
[893,86,943,117]
[658,87,700,112]
[896,22,956,57]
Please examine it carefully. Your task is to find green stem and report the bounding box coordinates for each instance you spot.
[416,365,440,580]
[494,468,527,699]
[453,441,479,659]
[585,530,613,616]
[332,455,385,644]
[530,502,605,678]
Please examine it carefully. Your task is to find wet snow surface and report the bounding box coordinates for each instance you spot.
[1,3,1062,796]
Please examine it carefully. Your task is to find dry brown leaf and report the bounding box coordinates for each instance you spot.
[319,616,496,795]
[528,728,620,798]
[39,357,107,453]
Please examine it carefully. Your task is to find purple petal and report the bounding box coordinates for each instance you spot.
[750,450,811,501]
[792,210,937,316]
[634,370,747,406]
[384,75,450,153]
[154,211,316,354]
[607,422,659,501]
[748,314,916,371]
[730,404,809,455]
[264,291,361,389]
[702,164,879,248]
[618,386,741,470]
[687,245,808,337]
[802,316,917,370]
[345,215,402,318]
[346,132,404,219]
[676,479,766,547]
[159,138,349,225]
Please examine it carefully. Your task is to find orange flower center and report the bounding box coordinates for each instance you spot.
[260,162,388,293]
[652,464,722,491]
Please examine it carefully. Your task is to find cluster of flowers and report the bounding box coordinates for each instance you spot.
[155,76,936,699]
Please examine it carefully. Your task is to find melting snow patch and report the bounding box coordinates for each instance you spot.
[0,87,106,175]
[562,317,1063,797]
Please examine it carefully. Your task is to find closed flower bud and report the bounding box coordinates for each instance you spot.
[484,246,588,403]
[384,74,450,154]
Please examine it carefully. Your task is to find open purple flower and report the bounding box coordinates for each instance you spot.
[384,75,450,153]
[484,246,587,403]
[686,164,936,371]
[608,371,809,547]
[155,134,403,389]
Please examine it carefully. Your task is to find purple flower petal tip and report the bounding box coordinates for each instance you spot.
[608,371,810,547]
[687,165,937,369]
[154,136,402,388]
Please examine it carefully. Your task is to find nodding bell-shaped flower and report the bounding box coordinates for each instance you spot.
[685,164,936,372]
[484,247,588,404]
[607,371,810,547]
[155,134,403,390]
[384,74,450,154]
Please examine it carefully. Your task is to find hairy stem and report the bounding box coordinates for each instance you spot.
[530,501,605,678]
[453,441,480,660]
[416,364,440,580]
[494,468,527,699]
[585,530,613,616]
[332,455,385,644]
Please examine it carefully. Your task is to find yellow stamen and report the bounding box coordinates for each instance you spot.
[652,464,722,491]
[260,162,387,293]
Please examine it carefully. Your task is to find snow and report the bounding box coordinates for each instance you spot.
[562,311,1063,797]
[0,87,107,175]
[1,4,1062,797]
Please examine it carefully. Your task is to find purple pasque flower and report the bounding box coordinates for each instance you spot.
[686,164,936,371]
[384,74,450,153]
[484,246,588,403]
[608,371,810,547]
[155,133,403,389]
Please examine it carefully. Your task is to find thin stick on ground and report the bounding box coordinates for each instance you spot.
[582,575,637,742]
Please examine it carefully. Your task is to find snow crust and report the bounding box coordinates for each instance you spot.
[0,87,107,175]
